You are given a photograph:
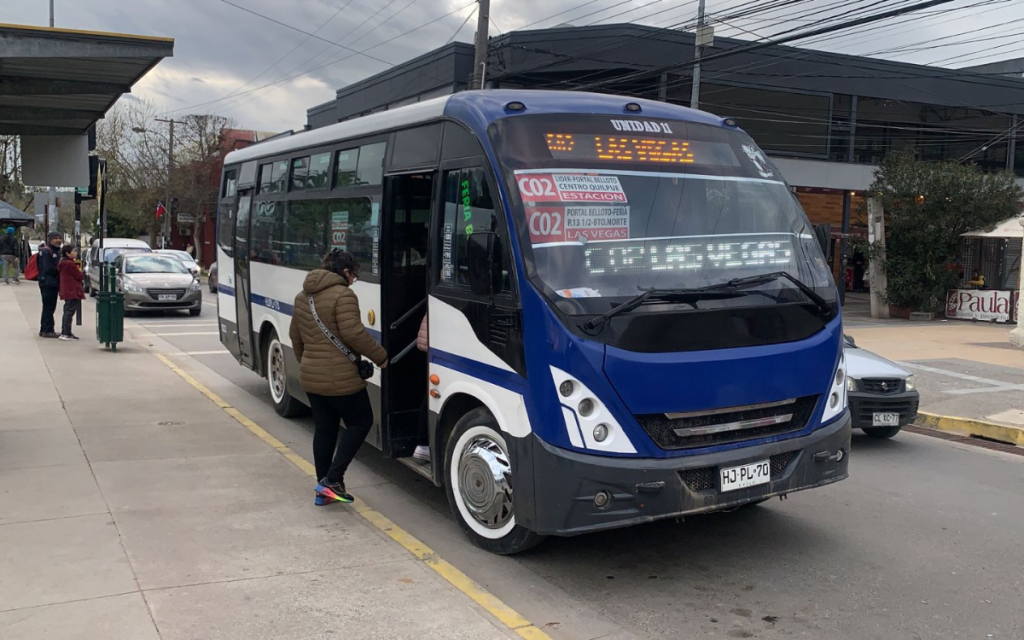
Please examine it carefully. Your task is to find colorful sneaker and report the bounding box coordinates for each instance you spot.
[314,491,331,507]
[315,478,354,504]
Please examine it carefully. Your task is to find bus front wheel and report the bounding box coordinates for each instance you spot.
[265,333,303,418]
[444,408,544,555]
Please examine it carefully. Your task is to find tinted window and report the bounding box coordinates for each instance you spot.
[270,160,289,193]
[223,169,237,198]
[392,124,441,168]
[439,167,509,292]
[238,160,258,187]
[249,197,380,278]
[357,142,386,186]
[258,163,273,194]
[217,200,235,254]
[291,157,309,191]
[335,148,358,187]
[442,122,484,160]
[309,152,331,189]
[334,142,386,187]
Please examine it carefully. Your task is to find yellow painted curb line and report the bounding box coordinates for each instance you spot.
[154,353,551,640]
[915,411,1024,447]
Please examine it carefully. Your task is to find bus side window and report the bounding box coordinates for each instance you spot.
[438,167,510,293]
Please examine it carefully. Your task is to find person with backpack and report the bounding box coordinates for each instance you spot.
[58,245,85,341]
[290,249,388,505]
[1,227,20,285]
[37,232,62,338]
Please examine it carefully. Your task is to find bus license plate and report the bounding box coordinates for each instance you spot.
[720,460,770,492]
[873,412,899,426]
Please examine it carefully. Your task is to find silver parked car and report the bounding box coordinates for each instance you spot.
[114,253,203,316]
[844,335,920,439]
[155,249,201,276]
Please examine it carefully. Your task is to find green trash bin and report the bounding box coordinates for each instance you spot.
[95,264,124,351]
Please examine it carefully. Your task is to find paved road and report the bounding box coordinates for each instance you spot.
[124,300,1024,640]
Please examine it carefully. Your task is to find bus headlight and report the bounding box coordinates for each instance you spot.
[549,366,636,454]
[820,354,848,425]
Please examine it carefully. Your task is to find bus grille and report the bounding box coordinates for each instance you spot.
[679,451,799,492]
[636,396,818,450]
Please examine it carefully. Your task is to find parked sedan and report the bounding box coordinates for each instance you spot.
[114,253,203,316]
[844,335,920,439]
[155,249,201,276]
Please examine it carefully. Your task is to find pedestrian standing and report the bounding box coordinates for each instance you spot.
[290,249,388,505]
[1,227,20,285]
[37,232,62,338]
[58,245,85,341]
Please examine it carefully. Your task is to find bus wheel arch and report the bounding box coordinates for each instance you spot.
[443,406,544,555]
[260,324,304,418]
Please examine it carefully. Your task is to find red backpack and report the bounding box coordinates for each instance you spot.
[24,252,39,281]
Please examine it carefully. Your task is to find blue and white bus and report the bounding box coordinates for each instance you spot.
[216,90,850,554]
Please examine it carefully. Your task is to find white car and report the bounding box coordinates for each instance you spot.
[155,249,201,276]
[844,335,920,439]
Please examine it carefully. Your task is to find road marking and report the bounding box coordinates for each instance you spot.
[150,331,219,336]
[897,362,1012,387]
[152,353,551,640]
[946,385,1024,396]
[168,350,231,356]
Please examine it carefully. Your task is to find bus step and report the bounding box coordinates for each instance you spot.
[397,456,434,482]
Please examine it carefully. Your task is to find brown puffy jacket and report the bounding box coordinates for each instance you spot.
[289,270,387,397]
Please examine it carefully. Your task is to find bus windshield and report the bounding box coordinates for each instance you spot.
[490,115,835,316]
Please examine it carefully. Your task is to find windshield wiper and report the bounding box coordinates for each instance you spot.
[582,288,737,331]
[700,271,834,317]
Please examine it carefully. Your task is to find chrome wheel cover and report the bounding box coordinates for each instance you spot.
[268,341,286,403]
[457,434,514,530]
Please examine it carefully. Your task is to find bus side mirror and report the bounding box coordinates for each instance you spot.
[814,224,832,260]
[467,231,502,297]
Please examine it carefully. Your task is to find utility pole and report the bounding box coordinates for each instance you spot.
[154,117,180,249]
[690,0,707,109]
[472,0,490,89]
[49,0,54,27]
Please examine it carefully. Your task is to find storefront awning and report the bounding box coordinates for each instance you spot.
[962,217,1024,239]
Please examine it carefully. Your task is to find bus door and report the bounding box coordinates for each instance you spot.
[380,171,434,458]
[233,191,257,369]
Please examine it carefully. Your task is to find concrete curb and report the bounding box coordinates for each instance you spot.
[915,411,1024,447]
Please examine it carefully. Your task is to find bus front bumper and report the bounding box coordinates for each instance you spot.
[520,412,851,537]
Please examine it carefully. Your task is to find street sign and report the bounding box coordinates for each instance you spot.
[176,213,195,224]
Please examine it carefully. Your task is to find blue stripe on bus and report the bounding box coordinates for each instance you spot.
[430,349,527,394]
[251,293,295,316]
[218,284,235,297]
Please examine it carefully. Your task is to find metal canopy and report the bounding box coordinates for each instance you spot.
[0,23,174,136]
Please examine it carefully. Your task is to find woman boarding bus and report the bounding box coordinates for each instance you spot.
[216,91,850,554]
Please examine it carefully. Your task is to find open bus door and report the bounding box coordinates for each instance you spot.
[379,172,434,459]
[233,191,257,369]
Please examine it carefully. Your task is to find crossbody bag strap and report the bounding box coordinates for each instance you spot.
[308,294,359,364]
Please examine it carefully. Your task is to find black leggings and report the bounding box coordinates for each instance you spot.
[307,389,374,484]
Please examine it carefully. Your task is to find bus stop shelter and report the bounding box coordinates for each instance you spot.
[0,23,173,186]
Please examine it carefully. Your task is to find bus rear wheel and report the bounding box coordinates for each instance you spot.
[266,333,303,418]
[444,408,544,555]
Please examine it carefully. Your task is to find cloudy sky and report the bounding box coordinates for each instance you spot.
[5,0,1023,132]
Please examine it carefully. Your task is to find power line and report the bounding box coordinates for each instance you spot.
[447,7,478,45]
[215,0,396,67]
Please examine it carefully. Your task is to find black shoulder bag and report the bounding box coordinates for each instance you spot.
[308,294,374,380]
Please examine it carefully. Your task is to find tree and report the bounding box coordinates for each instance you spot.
[868,151,1023,311]
[171,114,233,264]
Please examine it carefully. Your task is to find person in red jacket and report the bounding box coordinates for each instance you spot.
[57,245,85,341]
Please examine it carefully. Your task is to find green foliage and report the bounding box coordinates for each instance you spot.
[869,151,1022,310]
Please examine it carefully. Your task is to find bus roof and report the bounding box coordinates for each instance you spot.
[224,90,729,166]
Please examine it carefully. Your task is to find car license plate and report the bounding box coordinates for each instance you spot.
[158,294,177,301]
[720,460,770,492]
[873,412,899,427]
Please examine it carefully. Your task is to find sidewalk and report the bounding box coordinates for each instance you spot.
[0,284,518,639]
